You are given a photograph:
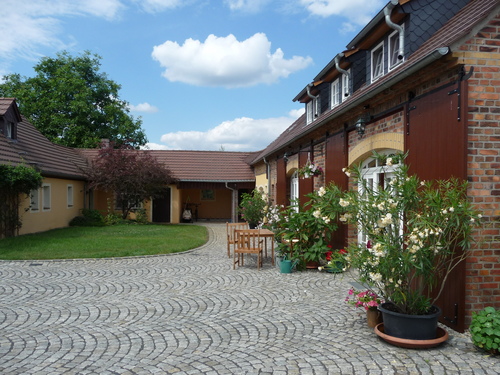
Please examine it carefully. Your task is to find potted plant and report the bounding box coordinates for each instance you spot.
[345,288,383,328]
[238,189,267,228]
[298,161,323,179]
[319,247,349,273]
[334,152,482,341]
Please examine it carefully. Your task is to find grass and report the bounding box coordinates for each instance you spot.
[0,224,208,260]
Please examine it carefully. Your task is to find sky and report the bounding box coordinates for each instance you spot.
[1,0,386,151]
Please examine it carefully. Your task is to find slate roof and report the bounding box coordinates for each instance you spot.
[79,149,256,183]
[248,0,500,165]
[0,99,88,180]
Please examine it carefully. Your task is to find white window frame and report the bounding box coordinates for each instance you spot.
[357,151,400,245]
[5,122,13,138]
[42,184,51,211]
[371,42,384,82]
[290,171,299,213]
[306,96,320,125]
[331,79,341,109]
[342,69,351,99]
[389,27,404,70]
[67,184,74,208]
[30,189,40,212]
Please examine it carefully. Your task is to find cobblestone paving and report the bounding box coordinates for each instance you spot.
[0,223,498,374]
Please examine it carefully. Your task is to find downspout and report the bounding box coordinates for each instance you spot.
[334,53,351,97]
[384,0,405,61]
[263,157,271,199]
[225,182,237,223]
[306,83,320,117]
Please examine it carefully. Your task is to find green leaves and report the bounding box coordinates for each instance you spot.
[470,307,500,354]
[0,51,147,148]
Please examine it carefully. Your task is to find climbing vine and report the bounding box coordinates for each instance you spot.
[0,164,42,238]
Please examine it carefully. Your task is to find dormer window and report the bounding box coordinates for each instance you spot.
[371,42,384,82]
[331,79,341,109]
[389,28,404,70]
[342,69,351,99]
[6,122,13,138]
[306,96,320,125]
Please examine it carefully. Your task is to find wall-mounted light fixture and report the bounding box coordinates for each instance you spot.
[355,114,371,137]
[283,152,289,163]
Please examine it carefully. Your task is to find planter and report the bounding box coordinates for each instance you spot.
[366,308,383,328]
[326,261,345,273]
[305,260,320,269]
[374,323,449,349]
[378,302,441,340]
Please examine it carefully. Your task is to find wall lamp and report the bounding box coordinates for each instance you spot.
[283,152,289,163]
[355,114,371,136]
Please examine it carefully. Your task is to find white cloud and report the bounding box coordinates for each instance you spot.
[158,110,303,151]
[300,0,385,24]
[151,33,313,88]
[0,0,124,69]
[129,102,159,113]
[141,142,169,150]
[224,0,269,13]
[133,0,182,13]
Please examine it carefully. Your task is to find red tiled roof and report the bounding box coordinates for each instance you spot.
[0,99,88,179]
[248,0,500,164]
[79,149,255,182]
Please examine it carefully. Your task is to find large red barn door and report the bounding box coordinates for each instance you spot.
[325,131,348,249]
[405,81,468,332]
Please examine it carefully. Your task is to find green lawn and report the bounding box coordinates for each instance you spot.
[0,224,208,260]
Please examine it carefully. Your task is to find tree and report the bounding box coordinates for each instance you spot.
[0,51,147,148]
[86,142,175,219]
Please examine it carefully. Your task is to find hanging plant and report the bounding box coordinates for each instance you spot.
[298,161,323,179]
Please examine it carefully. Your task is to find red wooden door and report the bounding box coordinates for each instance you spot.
[405,82,468,332]
[325,131,348,249]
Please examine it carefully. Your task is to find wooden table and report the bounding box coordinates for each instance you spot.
[246,229,275,265]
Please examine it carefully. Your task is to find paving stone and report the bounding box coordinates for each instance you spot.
[0,223,498,374]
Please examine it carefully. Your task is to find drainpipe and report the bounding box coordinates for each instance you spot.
[306,83,320,117]
[263,157,271,199]
[225,182,238,223]
[334,53,351,97]
[384,0,405,61]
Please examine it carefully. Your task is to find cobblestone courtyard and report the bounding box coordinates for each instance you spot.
[0,223,498,374]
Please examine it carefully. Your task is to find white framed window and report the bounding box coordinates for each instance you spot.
[342,69,351,99]
[67,185,74,208]
[30,189,40,212]
[371,42,384,82]
[5,122,13,138]
[331,79,341,109]
[389,28,404,70]
[306,97,320,125]
[42,184,51,211]
[290,171,299,213]
[357,151,400,245]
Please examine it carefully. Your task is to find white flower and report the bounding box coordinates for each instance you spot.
[313,209,321,219]
[322,216,331,224]
[342,167,351,177]
[420,180,425,186]
[449,207,455,212]
[318,187,326,197]
[339,198,350,207]
[369,272,383,282]
[318,266,324,271]
[386,157,393,166]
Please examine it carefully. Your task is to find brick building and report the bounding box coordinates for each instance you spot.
[248,0,500,330]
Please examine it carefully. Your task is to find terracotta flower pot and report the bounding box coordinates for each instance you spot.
[366,308,383,328]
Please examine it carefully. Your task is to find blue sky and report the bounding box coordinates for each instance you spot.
[1,0,386,151]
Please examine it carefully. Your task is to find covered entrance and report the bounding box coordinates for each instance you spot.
[152,188,171,223]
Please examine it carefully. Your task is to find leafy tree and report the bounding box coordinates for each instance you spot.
[0,164,43,238]
[0,51,147,148]
[86,142,175,219]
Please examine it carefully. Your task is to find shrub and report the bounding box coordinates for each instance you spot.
[69,209,104,227]
[470,306,500,355]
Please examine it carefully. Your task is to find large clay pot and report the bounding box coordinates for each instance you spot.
[378,302,441,340]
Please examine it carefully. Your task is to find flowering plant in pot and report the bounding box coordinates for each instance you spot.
[238,189,267,228]
[346,288,383,327]
[298,161,323,178]
[319,247,349,273]
[335,152,483,339]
